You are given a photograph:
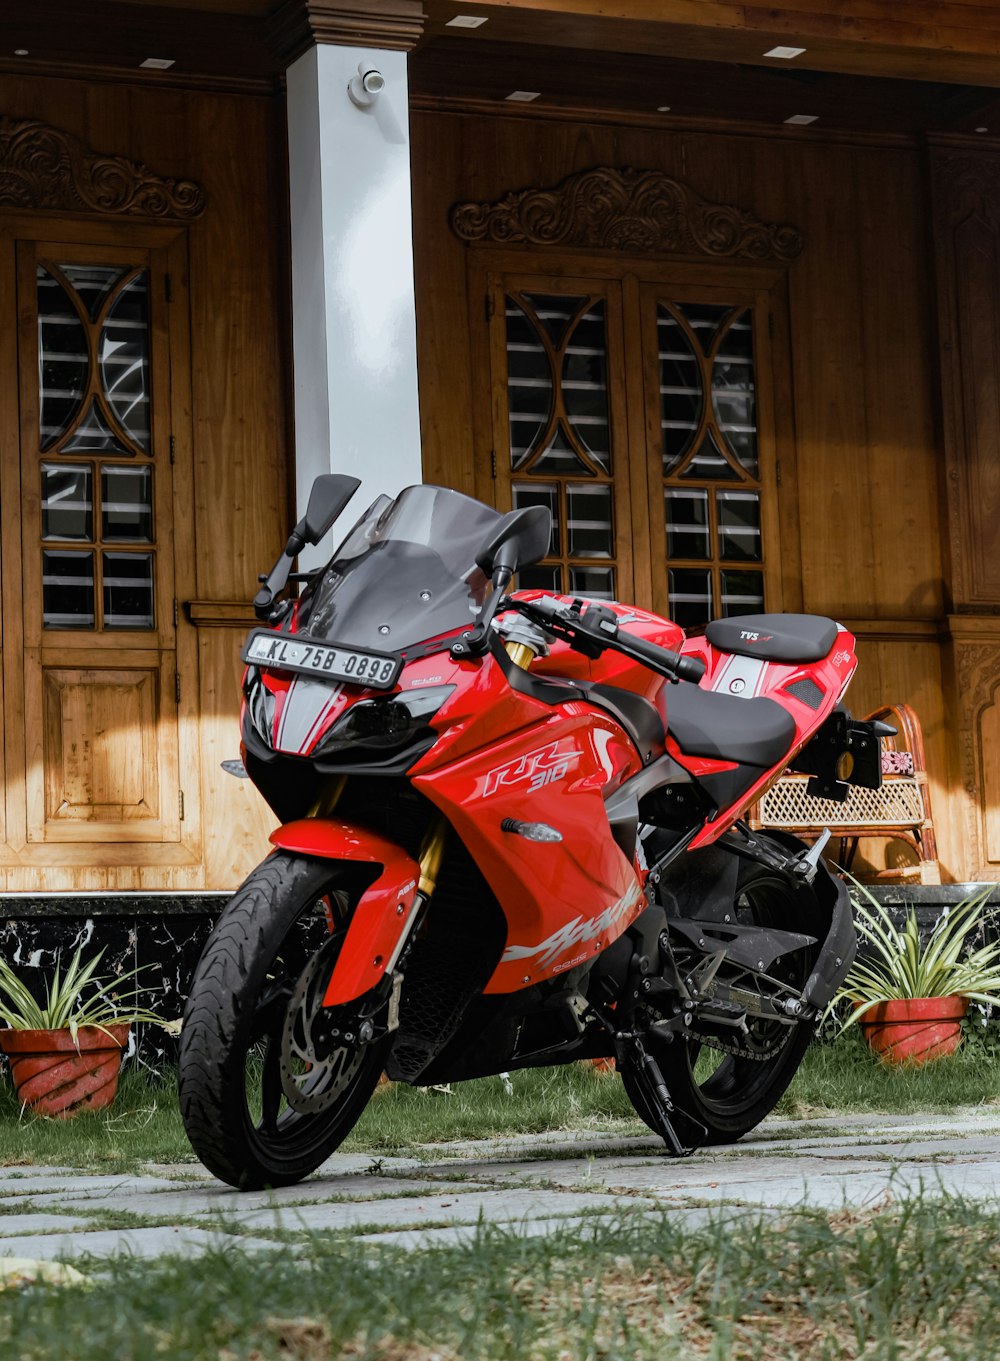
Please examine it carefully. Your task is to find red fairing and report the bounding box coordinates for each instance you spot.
[269,820,420,1005]
[412,693,645,993]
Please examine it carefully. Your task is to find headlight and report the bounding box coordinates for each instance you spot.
[314,685,455,758]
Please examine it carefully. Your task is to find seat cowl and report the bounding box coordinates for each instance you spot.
[705,613,839,664]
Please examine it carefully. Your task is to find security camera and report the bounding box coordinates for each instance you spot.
[348,63,385,108]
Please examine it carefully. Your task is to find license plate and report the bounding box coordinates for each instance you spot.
[242,631,401,689]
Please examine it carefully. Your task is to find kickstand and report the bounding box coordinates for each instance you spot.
[626,1035,708,1157]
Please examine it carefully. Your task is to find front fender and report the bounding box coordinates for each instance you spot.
[270,819,420,1005]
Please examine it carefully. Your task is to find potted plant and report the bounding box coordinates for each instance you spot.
[0,947,164,1118]
[833,883,1000,1064]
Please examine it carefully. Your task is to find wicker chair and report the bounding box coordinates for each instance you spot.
[749,703,940,884]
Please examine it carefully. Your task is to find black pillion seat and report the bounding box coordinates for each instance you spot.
[664,683,797,770]
[705,612,839,664]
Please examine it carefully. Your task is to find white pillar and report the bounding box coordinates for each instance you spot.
[286,43,422,545]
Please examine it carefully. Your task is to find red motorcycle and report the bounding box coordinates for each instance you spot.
[179,478,882,1189]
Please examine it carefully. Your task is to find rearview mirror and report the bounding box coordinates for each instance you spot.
[302,474,362,546]
[475,506,551,579]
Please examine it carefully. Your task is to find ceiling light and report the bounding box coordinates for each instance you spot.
[446,14,489,26]
[976,126,989,133]
[140,57,175,70]
[505,91,541,102]
[765,45,807,59]
[13,49,28,56]
[656,105,671,112]
[785,114,818,125]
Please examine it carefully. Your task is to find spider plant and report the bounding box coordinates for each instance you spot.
[0,946,163,1046]
[833,882,1000,1027]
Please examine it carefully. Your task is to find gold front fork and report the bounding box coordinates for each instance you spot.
[505,639,539,671]
[418,816,449,898]
[306,775,347,818]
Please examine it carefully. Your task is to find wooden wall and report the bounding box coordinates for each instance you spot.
[0,73,286,890]
[410,108,984,881]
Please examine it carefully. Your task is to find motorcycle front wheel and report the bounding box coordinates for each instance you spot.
[178,851,389,1189]
[622,864,821,1148]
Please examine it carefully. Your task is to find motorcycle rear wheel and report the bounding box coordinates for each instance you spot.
[622,865,820,1149]
[178,851,389,1189]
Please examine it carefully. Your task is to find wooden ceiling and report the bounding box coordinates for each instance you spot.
[0,0,998,138]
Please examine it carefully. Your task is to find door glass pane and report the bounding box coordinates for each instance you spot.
[101,275,150,452]
[717,490,761,562]
[37,268,88,450]
[567,483,613,558]
[102,465,153,541]
[681,431,738,481]
[522,292,579,350]
[712,310,757,475]
[665,488,709,560]
[102,551,154,629]
[61,396,132,455]
[721,569,765,616]
[569,565,615,600]
[562,302,610,472]
[506,296,551,469]
[41,464,92,541]
[513,482,560,556]
[668,567,712,628]
[519,564,561,594]
[677,303,731,355]
[59,264,127,321]
[658,308,701,475]
[534,427,590,476]
[42,550,95,628]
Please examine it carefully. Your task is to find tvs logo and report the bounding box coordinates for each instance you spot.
[740,630,774,644]
[484,740,581,798]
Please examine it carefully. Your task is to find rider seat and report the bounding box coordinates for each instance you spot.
[663,684,796,770]
[705,613,838,664]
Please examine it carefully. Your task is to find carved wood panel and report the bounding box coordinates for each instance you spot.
[931,147,1000,609]
[41,667,162,836]
[452,167,803,262]
[0,117,205,221]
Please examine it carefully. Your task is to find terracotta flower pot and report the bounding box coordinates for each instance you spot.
[0,1023,130,1118]
[859,997,967,1065]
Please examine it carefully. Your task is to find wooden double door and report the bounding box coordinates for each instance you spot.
[472,256,795,626]
[0,218,199,886]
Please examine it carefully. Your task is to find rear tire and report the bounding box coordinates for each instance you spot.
[178,852,388,1189]
[622,864,819,1148]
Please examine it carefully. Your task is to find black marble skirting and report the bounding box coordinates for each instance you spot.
[0,895,229,1071]
[0,884,996,1072]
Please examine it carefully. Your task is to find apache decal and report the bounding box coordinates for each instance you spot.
[483,739,582,798]
[501,881,644,971]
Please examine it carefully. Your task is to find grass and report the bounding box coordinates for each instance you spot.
[0,1025,998,1173]
[3,1190,1000,1358]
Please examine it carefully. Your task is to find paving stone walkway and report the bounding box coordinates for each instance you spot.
[2,1107,999,1261]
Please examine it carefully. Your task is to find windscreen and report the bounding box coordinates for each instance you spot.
[294,484,502,653]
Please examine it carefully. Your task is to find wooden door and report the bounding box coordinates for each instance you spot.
[5,235,189,867]
[479,258,789,623]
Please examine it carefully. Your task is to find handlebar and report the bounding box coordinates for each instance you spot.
[514,595,706,685]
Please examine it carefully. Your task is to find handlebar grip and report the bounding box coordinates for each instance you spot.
[675,653,707,684]
[621,630,705,683]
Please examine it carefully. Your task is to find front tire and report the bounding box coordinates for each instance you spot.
[622,864,820,1148]
[178,852,388,1189]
